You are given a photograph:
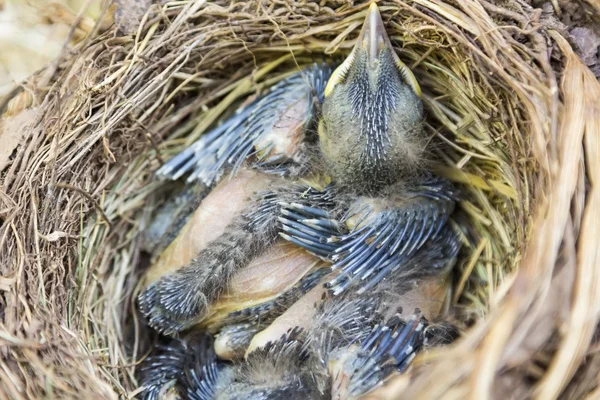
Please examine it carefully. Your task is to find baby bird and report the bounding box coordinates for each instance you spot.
[138,3,461,398]
[141,260,459,400]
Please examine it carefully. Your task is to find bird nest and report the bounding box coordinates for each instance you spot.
[1,0,599,398]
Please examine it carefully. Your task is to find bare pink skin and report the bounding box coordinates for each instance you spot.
[143,168,327,356]
[143,169,275,285]
[212,242,323,359]
[246,281,328,356]
[247,271,451,358]
[254,95,310,163]
[206,241,323,328]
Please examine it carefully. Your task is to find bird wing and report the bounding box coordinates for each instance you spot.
[326,312,433,398]
[139,334,219,400]
[156,64,333,185]
[278,177,461,295]
[347,315,428,396]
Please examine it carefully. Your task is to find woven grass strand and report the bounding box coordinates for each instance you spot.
[0,0,598,398]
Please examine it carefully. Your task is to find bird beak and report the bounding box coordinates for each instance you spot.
[324,3,421,98]
[357,3,393,67]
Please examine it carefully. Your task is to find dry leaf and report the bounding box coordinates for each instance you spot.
[0,108,39,171]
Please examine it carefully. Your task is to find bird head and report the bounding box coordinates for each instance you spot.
[319,3,425,194]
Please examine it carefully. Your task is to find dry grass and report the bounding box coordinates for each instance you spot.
[0,0,598,398]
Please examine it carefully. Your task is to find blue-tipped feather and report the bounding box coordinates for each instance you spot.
[156,64,333,185]
[278,176,461,295]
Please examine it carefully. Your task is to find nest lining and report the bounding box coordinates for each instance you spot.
[0,0,598,399]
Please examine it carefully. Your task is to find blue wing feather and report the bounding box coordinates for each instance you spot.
[278,177,461,295]
[156,64,333,185]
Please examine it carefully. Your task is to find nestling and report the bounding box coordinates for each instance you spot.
[137,3,462,398]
